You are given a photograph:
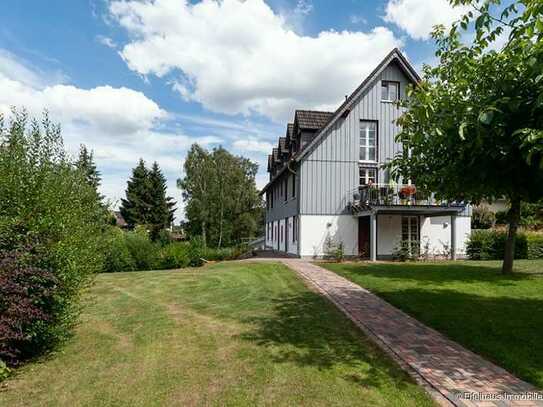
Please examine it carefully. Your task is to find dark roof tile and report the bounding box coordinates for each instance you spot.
[295,110,334,130]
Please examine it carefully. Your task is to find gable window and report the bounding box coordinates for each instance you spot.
[359,167,377,186]
[360,121,377,162]
[381,81,400,102]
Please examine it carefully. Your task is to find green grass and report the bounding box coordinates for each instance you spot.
[320,260,543,389]
[0,262,433,407]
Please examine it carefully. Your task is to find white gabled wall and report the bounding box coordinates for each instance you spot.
[299,215,358,258]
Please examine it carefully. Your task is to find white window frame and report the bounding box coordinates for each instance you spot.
[381,81,400,102]
[359,167,377,186]
[359,121,377,163]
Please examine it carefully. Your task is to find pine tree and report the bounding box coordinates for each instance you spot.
[76,144,103,201]
[148,161,176,238]
[120,159,152,228]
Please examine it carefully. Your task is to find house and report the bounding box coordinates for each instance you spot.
[260,48,471,260]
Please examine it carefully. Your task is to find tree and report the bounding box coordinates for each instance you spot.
[388,0,543,273]
[120,159,152,228]
[148,161,176,239]
[75,145,101,194]
[0,109,106,364]
[178,144,263,248]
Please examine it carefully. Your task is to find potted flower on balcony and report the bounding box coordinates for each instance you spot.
[398,185,417,204]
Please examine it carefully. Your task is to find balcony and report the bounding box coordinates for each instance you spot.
[350,183,467,214]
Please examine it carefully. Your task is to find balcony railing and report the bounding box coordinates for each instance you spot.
[355,183,436,206]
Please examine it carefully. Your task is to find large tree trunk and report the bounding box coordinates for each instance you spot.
[502,197,521,274]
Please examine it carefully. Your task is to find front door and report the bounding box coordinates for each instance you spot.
[358,217,370,258]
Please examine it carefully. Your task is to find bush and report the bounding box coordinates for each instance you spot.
[0,360,10,382]
[124,230,159,270]
[527,233,543,260]
[392,240,420,261]
[466,230,529,260]
[0,251,59,366]
[471,206,495,229]
[0,110,106,365]
[157,242,190,269]
[102,228,135,273]
[495,210,509,225]
[187,238,205,267]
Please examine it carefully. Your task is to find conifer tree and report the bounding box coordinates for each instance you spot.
[148,161,176,238]
[76,144,103,201]
[120,159,152,228]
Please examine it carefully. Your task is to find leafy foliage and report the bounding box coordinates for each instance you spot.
[0,251,59,366]
[472,206,496,229]
[388,0,543,272]
[0,109,106,364]
[75,144,103,202]
[466,229,530,260]
[178,144,264,248]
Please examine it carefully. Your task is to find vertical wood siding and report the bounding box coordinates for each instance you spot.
[300,62,411,215]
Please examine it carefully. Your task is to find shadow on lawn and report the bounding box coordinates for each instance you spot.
[329,262,532,285]
[368,287,543,388]
[240,291,414,389]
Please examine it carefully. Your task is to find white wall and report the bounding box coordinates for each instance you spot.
[299,215,358,258]
[287,216,298,255]
[420,215,471,258]
[377,215,401,256]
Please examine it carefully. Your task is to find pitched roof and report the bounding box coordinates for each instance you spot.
[296,48,420,162]
[295,110,334,130]
[260,48,420,194]
[279,137,288,153]
[286,123,294,141]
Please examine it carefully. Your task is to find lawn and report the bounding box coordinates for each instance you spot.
[321,260,543,389]
[0,261,433,407]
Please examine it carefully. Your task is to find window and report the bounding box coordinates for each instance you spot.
[381,81,399,102]
[359,167,377,186]
[270,189,274,208]
[291,173,296,198]
[293,216,298,242]
[401,216,419,254]
[360,121,377,162]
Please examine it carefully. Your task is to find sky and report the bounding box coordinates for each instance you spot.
[0,0,474,221]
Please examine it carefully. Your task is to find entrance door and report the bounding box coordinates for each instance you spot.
[358,217,370,258]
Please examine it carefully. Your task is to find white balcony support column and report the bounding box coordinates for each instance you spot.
[451,214,457,260]
[370,213,377,261]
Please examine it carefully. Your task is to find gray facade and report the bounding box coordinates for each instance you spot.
[299,61,412,215]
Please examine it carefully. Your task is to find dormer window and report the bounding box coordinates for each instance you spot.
[381,81,399,102]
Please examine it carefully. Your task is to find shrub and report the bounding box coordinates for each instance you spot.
[527,233,543,260]
[495,210,509,225]
[0,360,10,381]
[102,228,135,273]
[0,110,106,364]
[392,240,420,261]
[471,206,495,229]
[124,230,159,270]
[157,242,190,269]
[466,230,528,260]
[0,251,59,366]
[187,239,204,267]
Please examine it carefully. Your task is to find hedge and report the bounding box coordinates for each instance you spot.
[466,229,543,260]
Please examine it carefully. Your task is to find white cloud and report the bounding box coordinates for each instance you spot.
[96,35,117,49]
[0,49,224,220]
[384,0,470,40]
[108,0,403,122]
[232,138,274,154]
[350,15,367,25]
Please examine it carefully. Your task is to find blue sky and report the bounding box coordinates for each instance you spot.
[0,0,471,220]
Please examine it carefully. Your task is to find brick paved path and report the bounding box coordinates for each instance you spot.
[281,260,543,407]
